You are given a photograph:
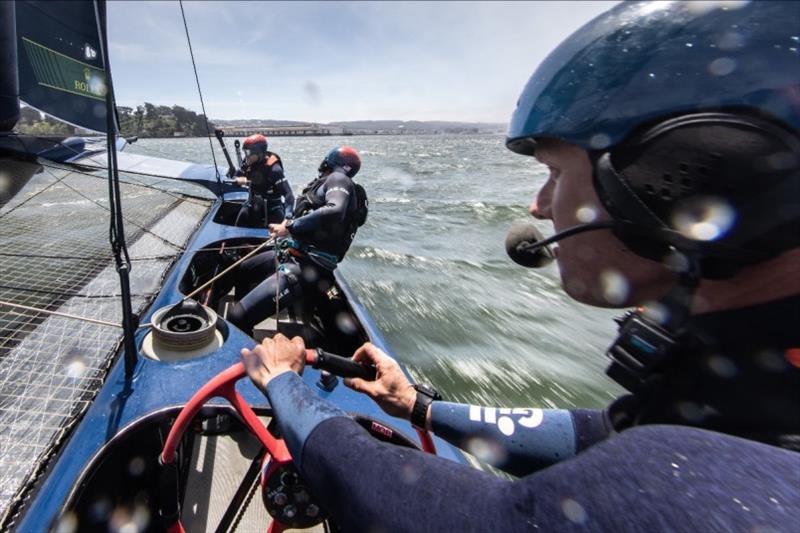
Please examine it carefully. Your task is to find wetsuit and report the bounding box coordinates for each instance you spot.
[263,293,800,531]
[226,169,359,333]
[235,152,294,227]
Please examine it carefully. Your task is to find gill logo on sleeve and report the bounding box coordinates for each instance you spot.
[468,406,544,436]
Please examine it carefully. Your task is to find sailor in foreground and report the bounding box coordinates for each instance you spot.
[234,134,294,227]
[226,145,367,333]
[242,2,799,531]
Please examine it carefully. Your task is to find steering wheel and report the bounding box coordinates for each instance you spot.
[160,357,438,532]
[160,362,315,533]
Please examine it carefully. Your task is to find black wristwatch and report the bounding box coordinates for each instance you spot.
[411,383,441,429]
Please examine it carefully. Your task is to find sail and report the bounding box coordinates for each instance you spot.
[15,0,111,133]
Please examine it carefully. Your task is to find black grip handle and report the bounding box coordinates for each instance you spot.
[306,349,377,381]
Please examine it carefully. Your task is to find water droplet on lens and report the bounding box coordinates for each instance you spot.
[707,355,737,379]
[560,498,587,524]
[465,436,507,466]
[55,512,78,533]
[302,265,318,283]
[401,464,422,484]
[589,134,611,149]
[576,205,598,223]
[335,312,357,334]
[109,506,134,533]
[708,57,737,76]
[128,456,146,477]
[676,401,706,423]
[641,301,670,325]
[672,197,736,241]
[600,270,629,305]
[66,356,86,379]
[90,498,111,522]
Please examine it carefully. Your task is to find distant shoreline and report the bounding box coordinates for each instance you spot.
[78,131,506,140]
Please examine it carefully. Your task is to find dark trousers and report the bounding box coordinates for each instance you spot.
[224,250,333,334]
[234,196,285,228]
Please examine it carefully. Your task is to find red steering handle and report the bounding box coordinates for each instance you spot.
[160,362,291,465]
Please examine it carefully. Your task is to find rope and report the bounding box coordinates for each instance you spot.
[0,299,122,328]
[184,238,275,301]
[179,0,221,185]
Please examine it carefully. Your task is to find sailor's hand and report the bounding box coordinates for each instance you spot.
[234,176,249,186]
[269,221,289,237]
[241,333,306,392]
[344,343,416,420]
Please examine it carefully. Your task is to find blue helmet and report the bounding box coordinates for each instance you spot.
[320,146,361,178]
[507,1,800,154]
[507,1,800,278]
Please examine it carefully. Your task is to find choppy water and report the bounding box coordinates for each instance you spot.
[128,135,623,408]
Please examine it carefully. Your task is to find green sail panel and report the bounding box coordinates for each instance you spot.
[16,0,110,133]
[21,38,107,102]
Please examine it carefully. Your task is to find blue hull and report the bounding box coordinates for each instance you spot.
[16,196,468,531]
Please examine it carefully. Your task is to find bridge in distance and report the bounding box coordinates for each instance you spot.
[219,124,336,137]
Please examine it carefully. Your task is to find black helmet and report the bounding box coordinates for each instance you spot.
[507,1,800,278]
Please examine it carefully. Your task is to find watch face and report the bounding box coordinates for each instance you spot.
[414,383,440,400]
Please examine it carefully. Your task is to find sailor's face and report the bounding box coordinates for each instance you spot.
[529,139,675,307]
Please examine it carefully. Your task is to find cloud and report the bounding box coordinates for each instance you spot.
[108,1,620,122]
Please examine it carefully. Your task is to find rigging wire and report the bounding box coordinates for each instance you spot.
[179,0,222,189]
[44,160,214,203]
[8,162,188,252]
[96,0,138,377]
[57,174,185,252]
[0,169,68,220]
[6,129,218,190]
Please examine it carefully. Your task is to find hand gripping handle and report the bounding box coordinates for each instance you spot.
[305,348,377,381]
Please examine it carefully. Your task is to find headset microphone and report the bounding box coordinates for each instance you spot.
[504,223,554,268]
[504,221,616,268]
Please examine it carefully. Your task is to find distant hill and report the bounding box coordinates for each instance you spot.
[330,120,505,132]
[213,119,310,128]
[212,118,506,134]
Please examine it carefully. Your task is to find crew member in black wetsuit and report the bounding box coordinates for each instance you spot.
[226,146,366,334]
[240,2,800,531]
[234,134,294,227]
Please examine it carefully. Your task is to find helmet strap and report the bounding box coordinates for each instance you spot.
[318,160,333,177]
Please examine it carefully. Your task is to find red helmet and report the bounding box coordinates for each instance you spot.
[242,134,268,160]
[320,146,361,177]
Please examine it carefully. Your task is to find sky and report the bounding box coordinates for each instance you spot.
[107,1,618,124]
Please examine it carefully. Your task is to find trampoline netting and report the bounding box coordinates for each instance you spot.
[0,160,212,526]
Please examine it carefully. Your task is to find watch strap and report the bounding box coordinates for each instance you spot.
[411,384,441,429]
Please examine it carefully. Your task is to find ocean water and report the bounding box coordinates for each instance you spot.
[128,134,623,409]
